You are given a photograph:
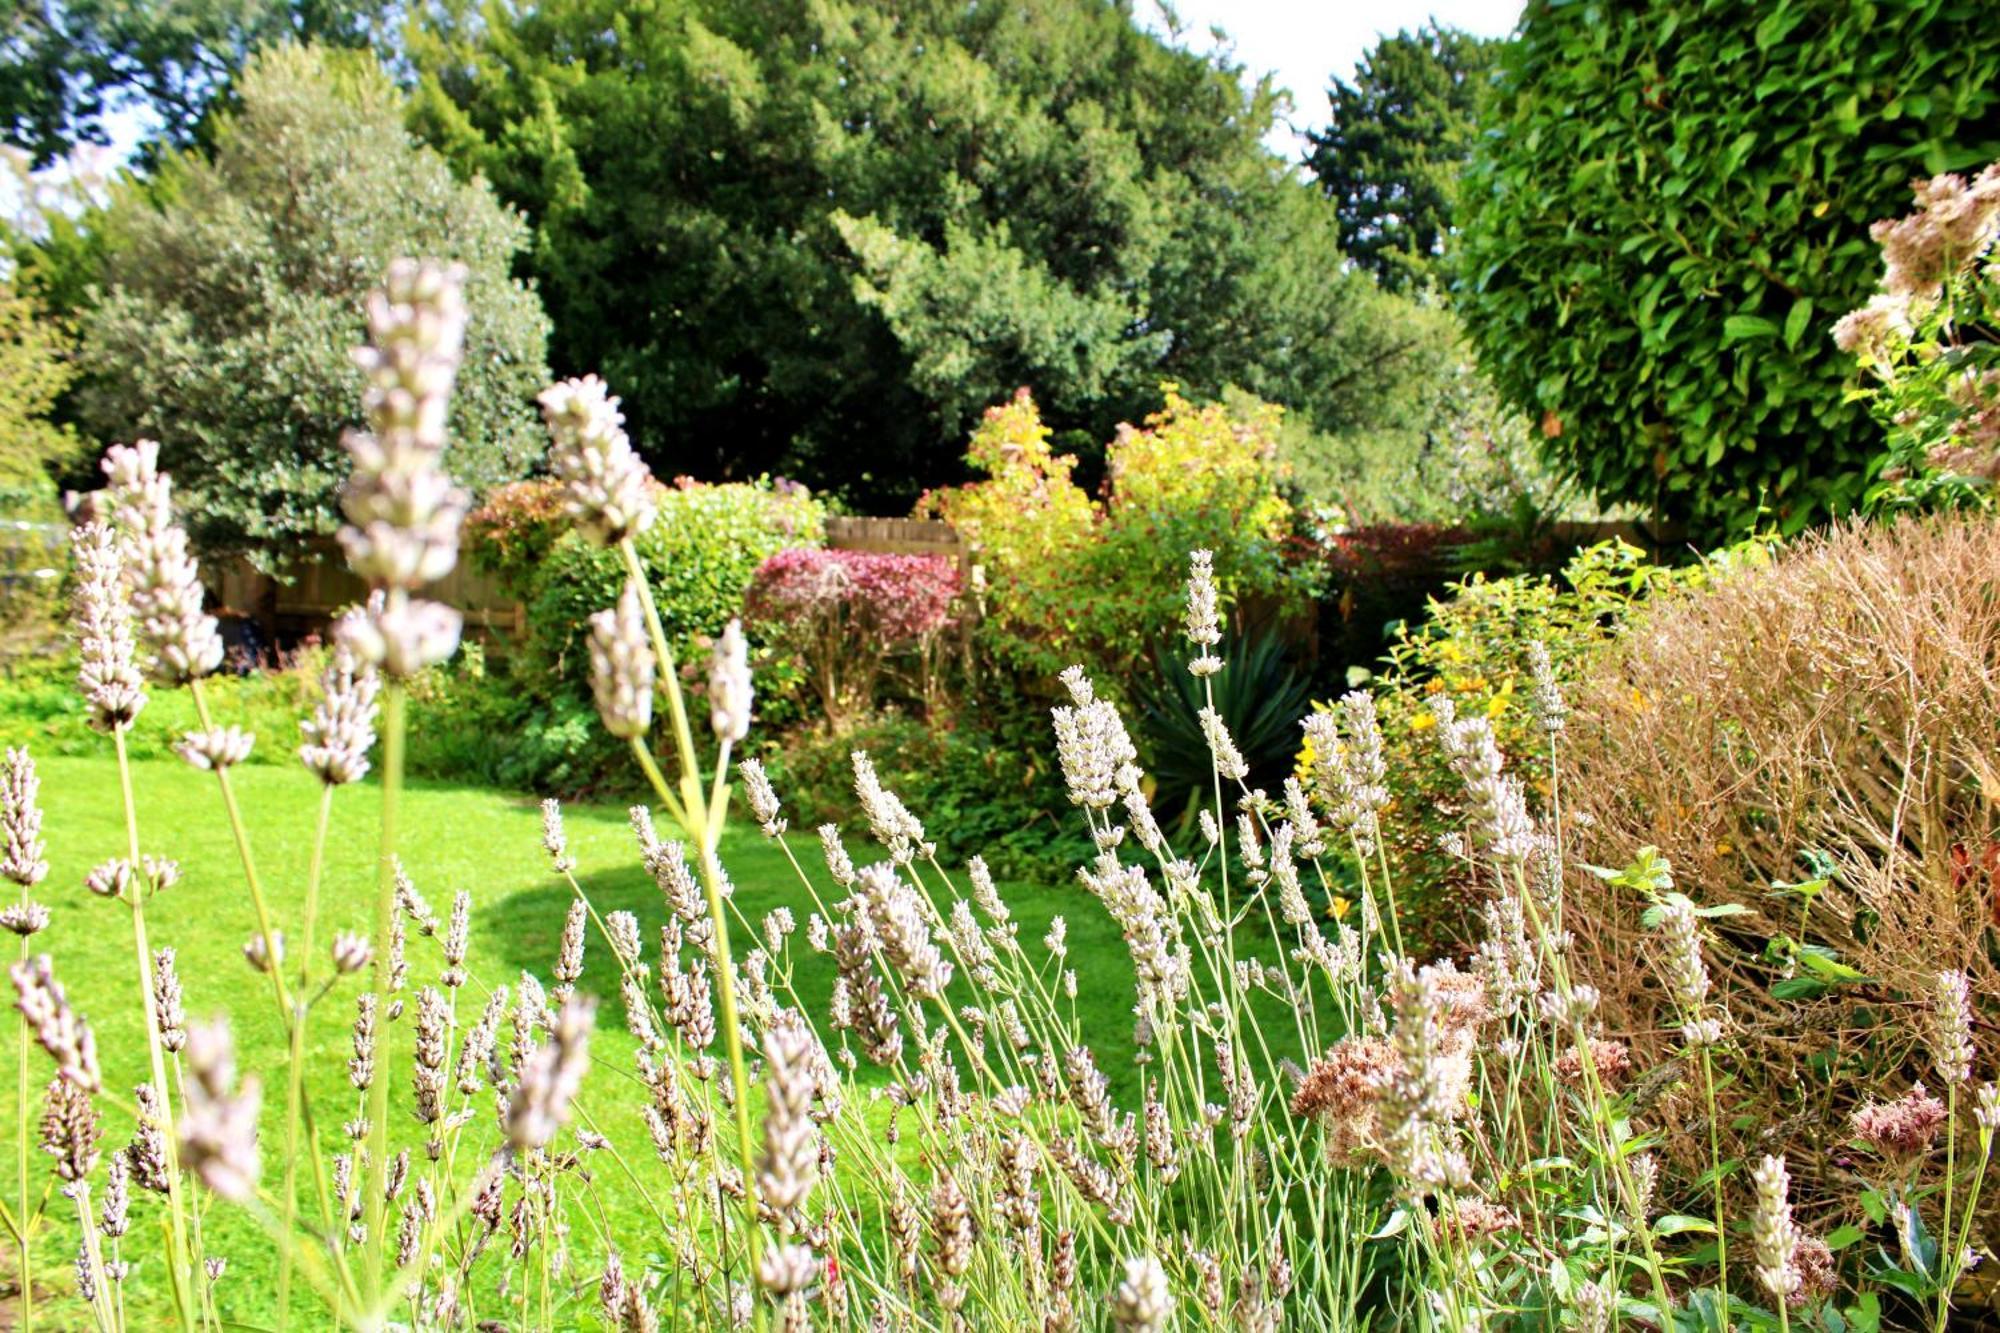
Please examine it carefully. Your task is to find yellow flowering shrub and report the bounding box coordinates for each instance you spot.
[928,385,1307,684]
[1303,540,1717,945]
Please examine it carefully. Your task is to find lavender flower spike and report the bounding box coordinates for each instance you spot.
[538,375,658,545]
[99,440,224,683]
[587,580,655,739]
[335,259,470,677]
[69,522,146,730]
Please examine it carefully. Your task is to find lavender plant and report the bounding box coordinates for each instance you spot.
[6,262,1997,1333]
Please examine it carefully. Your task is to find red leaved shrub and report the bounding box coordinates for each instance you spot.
[744,548,961,730]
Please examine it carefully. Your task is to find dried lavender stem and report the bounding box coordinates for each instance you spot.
[363,678,407,1301]
[114,724,198,1329]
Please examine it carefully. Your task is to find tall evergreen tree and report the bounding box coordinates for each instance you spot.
[410,0,1430,505]
[72,43,549,564]
[1305,24,1497,293]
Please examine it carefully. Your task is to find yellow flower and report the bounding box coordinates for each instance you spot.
[1716,840,1734,856]
[1410,711,1436,732]
[1329,896,1352,920]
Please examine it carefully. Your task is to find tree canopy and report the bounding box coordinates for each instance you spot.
[1305,24,1497,294]
[72,42,549,565]
[409,0,1432,507]
[0,0,392,166]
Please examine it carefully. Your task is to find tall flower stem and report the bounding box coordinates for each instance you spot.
[187,679,293,1023]
[276,782,335,1329]
[615,537,761,1279]
[1700,1046,1729,1317]
[362,680,406,1300]
[14,913,29,1332]
[112,725,197,1330]
[1937,1083,1958,1333]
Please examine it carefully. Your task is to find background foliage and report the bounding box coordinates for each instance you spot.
[407,0,1446,507]
[71,43,550,565]
[927,384,1309,686]
[1456,0,2000,537]
[0,0,393,166]
[1305,24,1497,294]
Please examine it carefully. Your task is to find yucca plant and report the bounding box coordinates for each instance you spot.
[1129,627,1312,823]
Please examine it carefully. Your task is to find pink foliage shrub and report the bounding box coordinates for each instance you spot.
[745,548,960,729]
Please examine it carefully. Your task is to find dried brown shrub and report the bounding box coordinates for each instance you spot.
[1559,515,2000,1215]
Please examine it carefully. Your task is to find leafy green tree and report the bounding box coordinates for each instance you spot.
[1455,0,2000,536]
[1305,24,1497,293]
[0,282,83,503]
[0,0,391,166]
[409,0,1430,507]
[72,42,549,564]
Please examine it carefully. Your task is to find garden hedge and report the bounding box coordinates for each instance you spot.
[1457,0,2000,537]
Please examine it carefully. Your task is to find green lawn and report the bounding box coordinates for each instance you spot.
[0,748,1142,1327]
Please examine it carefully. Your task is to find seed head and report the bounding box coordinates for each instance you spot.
[505,995,596,1151]
[12,955,99,1091]
[541,798,576,873]
[1751,1154,1801,1300]
[740,759,786,837]
[153,948,187,1052]
[99,440,224,683]
[1108,1255,1174,1332]
[1184,549,1222,676]
[179,1018,262,1202]
[709,619,753,744]
[176,726,254,772]
[299,638,379,785]
[331,932,373,975]
[1931,969,1976,1085]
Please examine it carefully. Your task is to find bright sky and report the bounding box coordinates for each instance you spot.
[1143,0,1525,157]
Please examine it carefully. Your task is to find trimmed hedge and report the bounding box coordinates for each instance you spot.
[1457,0,2000,536]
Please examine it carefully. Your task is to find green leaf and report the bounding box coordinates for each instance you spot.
[1722,314,1781,344]
[1783,295,1816,348]
[1653,1214,1718,1236]
[1368,1207,1411,1240]
[1826,1224,1866,1251]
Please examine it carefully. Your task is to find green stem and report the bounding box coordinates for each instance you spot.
[186,679,294,1022]
[112,726,197,1331]
[277,783,335,1330]
[15,925,30,1333]
[363,683,406,1302]
[1701,1046,1728,1321]
[1937,1083,1958,1333]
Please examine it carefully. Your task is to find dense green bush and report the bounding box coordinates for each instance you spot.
[761,699,1095,884]
[462,476,826,791]
[927,386,1312,687]
[1457,0,2000,536]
